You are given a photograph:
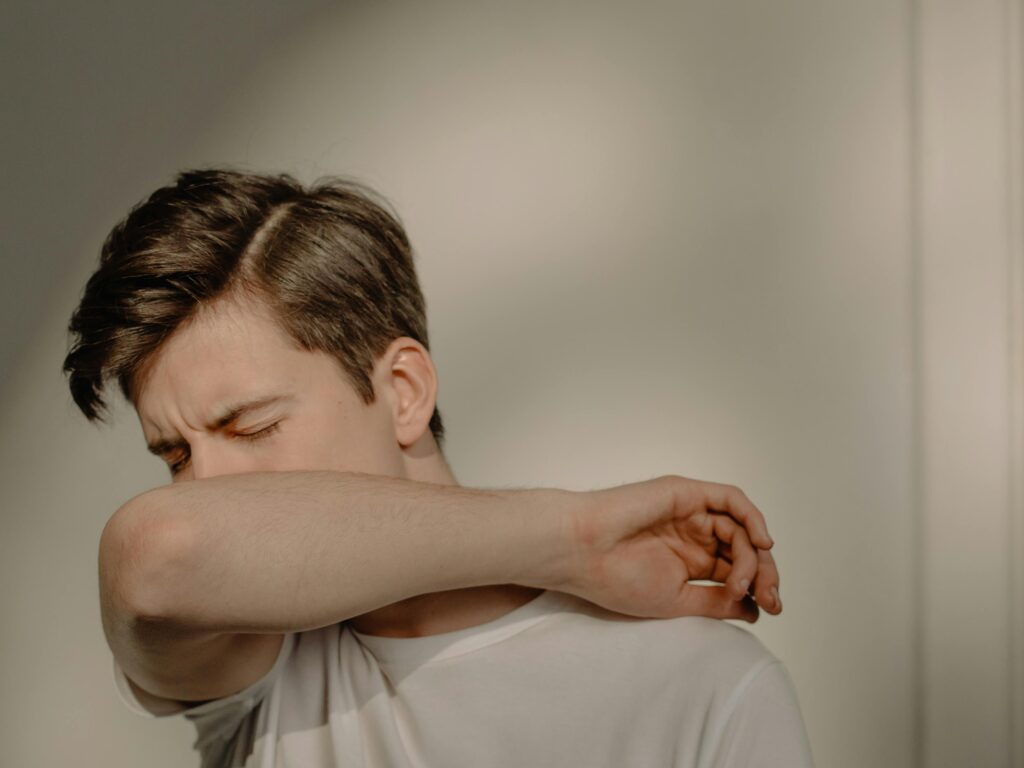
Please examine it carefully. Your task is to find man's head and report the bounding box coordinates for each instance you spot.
[63,168,447,481]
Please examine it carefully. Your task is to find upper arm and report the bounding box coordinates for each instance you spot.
[99,494,286,705]
[112,621,287,705]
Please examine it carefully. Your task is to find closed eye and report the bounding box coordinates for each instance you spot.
[165,421,282,476]
[237,421,281,442]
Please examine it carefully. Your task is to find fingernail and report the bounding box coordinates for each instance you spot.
[738,578,750,595]
[771,586,781,609]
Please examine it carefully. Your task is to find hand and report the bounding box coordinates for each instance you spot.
[561,475,781,623]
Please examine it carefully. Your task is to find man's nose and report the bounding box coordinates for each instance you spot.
[188,441,248,480]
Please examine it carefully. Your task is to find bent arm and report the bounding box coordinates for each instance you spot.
[107,470,577,635]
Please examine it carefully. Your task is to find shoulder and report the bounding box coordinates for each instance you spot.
[664,615,777,669]
[537,595,813,763]
[546,593,779,688]
[552,591,773,656]
[643,615,780,696]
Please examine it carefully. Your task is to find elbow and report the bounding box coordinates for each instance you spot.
[99,487,194,623]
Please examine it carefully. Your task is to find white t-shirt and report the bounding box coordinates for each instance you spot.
[113,589,815,767]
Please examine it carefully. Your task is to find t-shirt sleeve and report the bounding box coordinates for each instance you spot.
[705,658,816,768]
[111,632,296,720]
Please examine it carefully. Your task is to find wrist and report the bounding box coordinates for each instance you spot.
[506,487,587,595]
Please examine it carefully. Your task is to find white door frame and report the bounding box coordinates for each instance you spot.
[914,0,1024,765]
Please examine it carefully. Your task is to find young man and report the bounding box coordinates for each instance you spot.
[64,169,814,767]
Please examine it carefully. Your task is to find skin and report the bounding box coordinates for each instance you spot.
[132,291,781,638]
[133,292,544,637]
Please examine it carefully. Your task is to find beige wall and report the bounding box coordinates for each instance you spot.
[2,1,1021,766]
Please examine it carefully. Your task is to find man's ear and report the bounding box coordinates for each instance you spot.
[378,337,439,448]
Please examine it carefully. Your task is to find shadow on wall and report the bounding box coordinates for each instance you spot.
[0,0,338,401]
[2,3,916,768]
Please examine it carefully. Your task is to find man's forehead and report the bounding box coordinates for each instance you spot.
[133,297,298,415]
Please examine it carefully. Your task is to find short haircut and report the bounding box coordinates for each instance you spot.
[63,167,445,449]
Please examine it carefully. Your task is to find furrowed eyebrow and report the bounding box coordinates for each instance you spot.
[145,393,293,456]
[207,393,293,431]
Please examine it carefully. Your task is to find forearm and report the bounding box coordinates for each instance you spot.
[116,470,577,634]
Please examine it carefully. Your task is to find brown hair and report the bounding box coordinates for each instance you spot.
[63,167,445,449]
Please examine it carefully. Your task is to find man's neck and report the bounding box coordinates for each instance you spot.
[346,439,544,638]
[346,584,545,637]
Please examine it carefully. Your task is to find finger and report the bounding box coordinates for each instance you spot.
[750,548,782,614]
[697,480,774,550]
[727,526,758,601]
[709,556,732,583]
[676,584,760,623]
[714,516,758,601]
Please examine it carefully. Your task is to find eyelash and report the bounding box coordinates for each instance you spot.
[169,422,281,475]
[240,422,281,442]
